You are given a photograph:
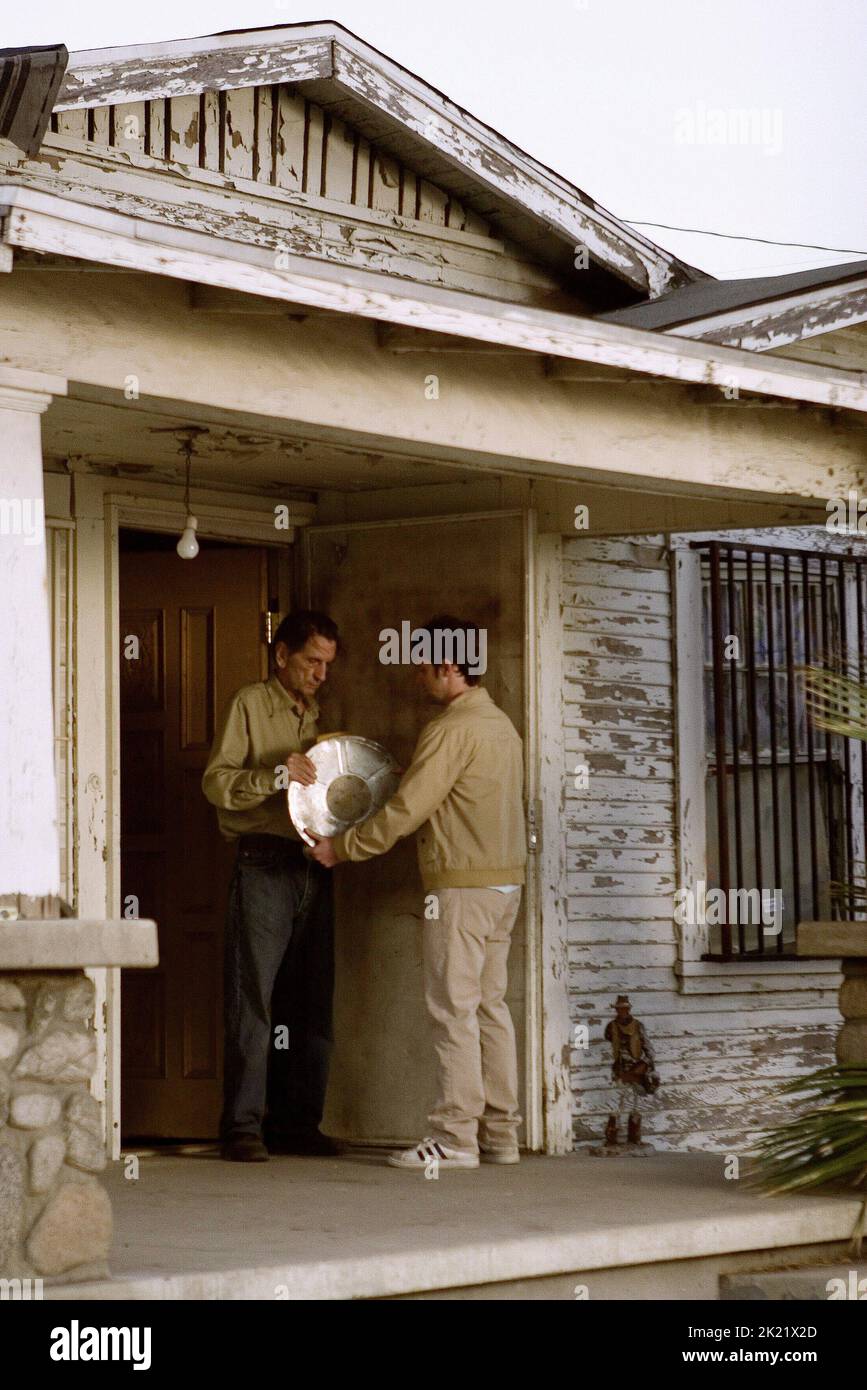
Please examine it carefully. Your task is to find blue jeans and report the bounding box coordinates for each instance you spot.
[221,834,334,1141]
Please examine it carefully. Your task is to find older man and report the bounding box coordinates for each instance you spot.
[308,615,527,1170]
[203,610,339,1162]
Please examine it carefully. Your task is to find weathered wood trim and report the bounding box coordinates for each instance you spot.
[328,40,689,294]
[34,130,505,253]
[672,276,867,352]
[3,186,866,417]
[673,547,708,964]
[669,526,862,551]
[57,34,335,108]
[536,531,573,1152]
[522,509,544,1151]
[69,473,113,1140]
[104,488,313,542]
[771,327,867,376]
[678,971,842,995]
[52,22,698,294]
[80,474,310,1155]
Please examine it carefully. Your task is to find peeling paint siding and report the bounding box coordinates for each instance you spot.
[562,534,840,1152]
[5,153,564,307]
[52,28,700,295]
[50,84,493,239]
[330,47,671,294]
[57,38,336,108]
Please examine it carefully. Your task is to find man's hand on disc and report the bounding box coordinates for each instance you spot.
[304,833,338,868]
[285,752,317,786]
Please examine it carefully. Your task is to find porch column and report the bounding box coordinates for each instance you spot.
[0,368,160,1283]
[0,365,66,900]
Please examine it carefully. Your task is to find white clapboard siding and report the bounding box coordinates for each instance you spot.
[562,532,839,1152]
[568,847,676,872]
[46,524,74,905]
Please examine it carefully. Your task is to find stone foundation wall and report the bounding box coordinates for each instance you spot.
[0,971,111,1281]
[838,961,867,1064]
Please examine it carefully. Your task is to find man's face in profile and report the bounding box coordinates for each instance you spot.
[276,633,337,703]
[416,662,450,703]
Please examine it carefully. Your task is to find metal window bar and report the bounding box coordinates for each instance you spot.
[693,540,866,960]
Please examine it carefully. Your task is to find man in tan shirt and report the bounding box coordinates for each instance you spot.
[308,614,526,1170]
[202,610,338,1163]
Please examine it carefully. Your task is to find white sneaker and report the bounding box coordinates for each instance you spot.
[480,1146,520,1165]
[387,1137,479,1170]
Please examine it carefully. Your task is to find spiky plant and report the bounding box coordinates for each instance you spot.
[803,665,867,742]
[750,1067,867,1195]
[803,664,867,909]
[750,666,867,1214]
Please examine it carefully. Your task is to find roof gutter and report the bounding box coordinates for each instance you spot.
[1,185,865,415]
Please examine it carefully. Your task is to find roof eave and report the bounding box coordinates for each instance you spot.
[1,184,863,419]
[670,276,867,351]
[52,21,701,298]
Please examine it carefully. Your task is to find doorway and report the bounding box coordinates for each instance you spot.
[114,510,536,1146]
[305,512,534,1146]
[119,530,269,1139]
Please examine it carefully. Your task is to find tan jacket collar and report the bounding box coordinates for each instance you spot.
[265,674,319,722]
[442,685,490,716]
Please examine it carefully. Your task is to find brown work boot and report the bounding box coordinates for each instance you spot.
[604,1115,618,1146]
[627,1114,642,1146]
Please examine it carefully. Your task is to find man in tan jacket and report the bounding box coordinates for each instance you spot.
[308,614,526,1170]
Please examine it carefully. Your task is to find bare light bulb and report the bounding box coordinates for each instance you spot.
[176,514,199,559]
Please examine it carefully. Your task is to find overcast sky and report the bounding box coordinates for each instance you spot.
[8,0,865,279]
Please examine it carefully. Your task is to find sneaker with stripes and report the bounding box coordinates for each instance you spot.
[386,1136,480,1169]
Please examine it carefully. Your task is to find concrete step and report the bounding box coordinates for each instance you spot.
[42,1151,864,1301]
[720,1262,867,1301]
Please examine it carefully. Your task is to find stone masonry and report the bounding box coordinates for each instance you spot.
[837,960,867,1065]
[0,972,112,1281]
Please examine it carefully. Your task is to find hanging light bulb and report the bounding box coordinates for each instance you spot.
[176,435,200,560]
[177,515,199,559]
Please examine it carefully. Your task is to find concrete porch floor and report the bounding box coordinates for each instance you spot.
[47,1149,864,1301]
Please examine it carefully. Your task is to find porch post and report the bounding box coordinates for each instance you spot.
[0,365,66,901]
[0,366,158,1288]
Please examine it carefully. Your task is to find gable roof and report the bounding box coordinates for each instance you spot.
[52,19,704,298]
[601,258,867,351]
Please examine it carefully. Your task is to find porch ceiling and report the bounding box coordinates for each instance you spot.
[42,388,464,494]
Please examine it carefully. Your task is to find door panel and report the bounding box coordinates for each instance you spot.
[120,542,266,1138]
[307,515,526,1144]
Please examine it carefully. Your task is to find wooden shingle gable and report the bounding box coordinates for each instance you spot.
[50,84,492,236]
[51,21,702,297]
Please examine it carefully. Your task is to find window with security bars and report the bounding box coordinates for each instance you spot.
[695,541,866,960]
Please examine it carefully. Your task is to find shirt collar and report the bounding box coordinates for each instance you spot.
[266,674,319,722]
[443,685,490,715]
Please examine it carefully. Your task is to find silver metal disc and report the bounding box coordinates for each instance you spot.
[288,735,400,846]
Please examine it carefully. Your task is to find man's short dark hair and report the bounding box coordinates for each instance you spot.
[272,609,339,657]
[420,613,483,685]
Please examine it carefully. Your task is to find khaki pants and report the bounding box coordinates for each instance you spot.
[423,886,522,1152]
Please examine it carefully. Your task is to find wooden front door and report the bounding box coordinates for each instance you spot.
[119,537,267,1139]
